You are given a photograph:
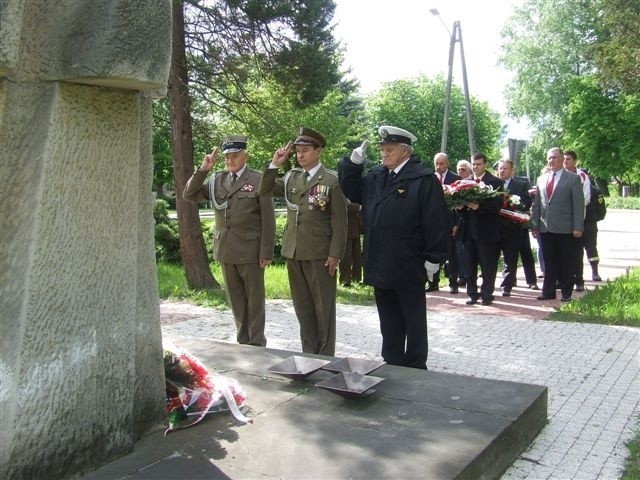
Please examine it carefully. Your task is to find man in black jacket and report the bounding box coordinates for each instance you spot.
[456,152,504,306]
[427,152,461,293]
[497,159,531,296]
[339,126,450,369]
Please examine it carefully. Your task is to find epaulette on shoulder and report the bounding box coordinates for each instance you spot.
[324,169,338,177]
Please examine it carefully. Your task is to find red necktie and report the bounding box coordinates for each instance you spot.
[546,172,554,198]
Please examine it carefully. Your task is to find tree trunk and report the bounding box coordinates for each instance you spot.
[168,1,220,290]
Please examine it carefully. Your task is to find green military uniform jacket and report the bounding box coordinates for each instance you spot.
[184,168,276,263]
[259,165,347,261]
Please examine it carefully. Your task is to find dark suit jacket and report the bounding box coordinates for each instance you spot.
[504,177,531,210]
[441,170,461,186]
[456,171,503,243]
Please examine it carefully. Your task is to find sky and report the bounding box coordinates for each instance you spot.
[332,0,531,140]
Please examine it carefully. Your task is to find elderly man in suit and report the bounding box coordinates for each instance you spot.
[531,147,585,302]
[427,152,462,293]
[259,127,348,356]
[184,136,276,346]
[497,159,531,296]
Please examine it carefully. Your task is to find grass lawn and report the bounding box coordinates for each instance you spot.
[550,266,640,327]
[157,262,375,308]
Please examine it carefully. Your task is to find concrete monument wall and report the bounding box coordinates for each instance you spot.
[0,1,172,478]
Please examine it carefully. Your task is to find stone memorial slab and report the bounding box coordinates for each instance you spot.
[82,339,548,480]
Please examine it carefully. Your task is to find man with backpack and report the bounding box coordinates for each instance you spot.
[564,151,606,286]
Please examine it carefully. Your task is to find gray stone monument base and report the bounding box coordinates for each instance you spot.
[83,339,547,480]
[1,1,171,477]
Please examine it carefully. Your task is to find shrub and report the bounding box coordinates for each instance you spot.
[154,199,181,263]
[273,214,287,265]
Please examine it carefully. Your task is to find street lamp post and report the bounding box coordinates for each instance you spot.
[431,10,476,158]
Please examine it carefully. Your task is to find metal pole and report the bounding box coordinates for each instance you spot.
[441,24,456,153]
[456,21,476,157]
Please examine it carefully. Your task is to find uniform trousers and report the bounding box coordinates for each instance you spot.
[574,221,599,283]
[374,287,428,369]
[221,262,266,346]
[540,232,575,298]
[287,258,337,356]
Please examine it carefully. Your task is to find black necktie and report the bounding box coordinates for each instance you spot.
[387,170,396,184]
[231,173,237,185]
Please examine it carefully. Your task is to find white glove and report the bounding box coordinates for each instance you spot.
[350,140,369,165]
[424,260,439,282]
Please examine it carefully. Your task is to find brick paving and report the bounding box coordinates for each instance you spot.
[161,210,639,479]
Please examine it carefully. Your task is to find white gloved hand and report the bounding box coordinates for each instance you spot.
[424,260,439,282]
[350,140,369,165]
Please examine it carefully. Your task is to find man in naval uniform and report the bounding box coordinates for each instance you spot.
[338,126,450,369]
[184,135,276,346]
[258,127,347,356]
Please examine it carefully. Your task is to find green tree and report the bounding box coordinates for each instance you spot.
[152,99,174,200]
[168,0,343,289]
[590,0,640,94]
[500,0,639,189]
[500,0,597,130]
[210,75,365,169]
[563,76,640,185]
[365,76,501,163]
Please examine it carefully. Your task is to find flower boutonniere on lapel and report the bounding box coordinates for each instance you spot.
[308,184,330,211]
[240,183,255,192]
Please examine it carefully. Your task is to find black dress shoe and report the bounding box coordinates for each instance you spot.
[561,296,572,302]
[425,284,439,292]
[537,274,544,279]
[528,284,539,290]
[592,274,602,281]
[502,289,511,297]
[449,286,459,294]
[575,283,585,292]
[465,298,478,305]
[481,298,493,306]
[537,295,556,300]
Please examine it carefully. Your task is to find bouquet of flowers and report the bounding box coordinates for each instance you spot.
[499,193,531,225]
[442,179,502,210]
[164,341,252,435]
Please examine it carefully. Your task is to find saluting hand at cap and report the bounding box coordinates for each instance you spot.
[272,141,293,167]
[350,139,369,165]
[199,147,219,172]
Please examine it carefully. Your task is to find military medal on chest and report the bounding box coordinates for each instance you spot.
[308,184,329,211]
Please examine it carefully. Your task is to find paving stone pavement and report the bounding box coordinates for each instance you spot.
[161,210,639,479]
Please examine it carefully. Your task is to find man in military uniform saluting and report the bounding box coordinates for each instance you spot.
[259,128,348,356]
[184,135,276,347]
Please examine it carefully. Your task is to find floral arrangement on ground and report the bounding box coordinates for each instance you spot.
[164,341,252,434]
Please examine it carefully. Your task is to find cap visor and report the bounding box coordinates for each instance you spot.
[222,148,243,154]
